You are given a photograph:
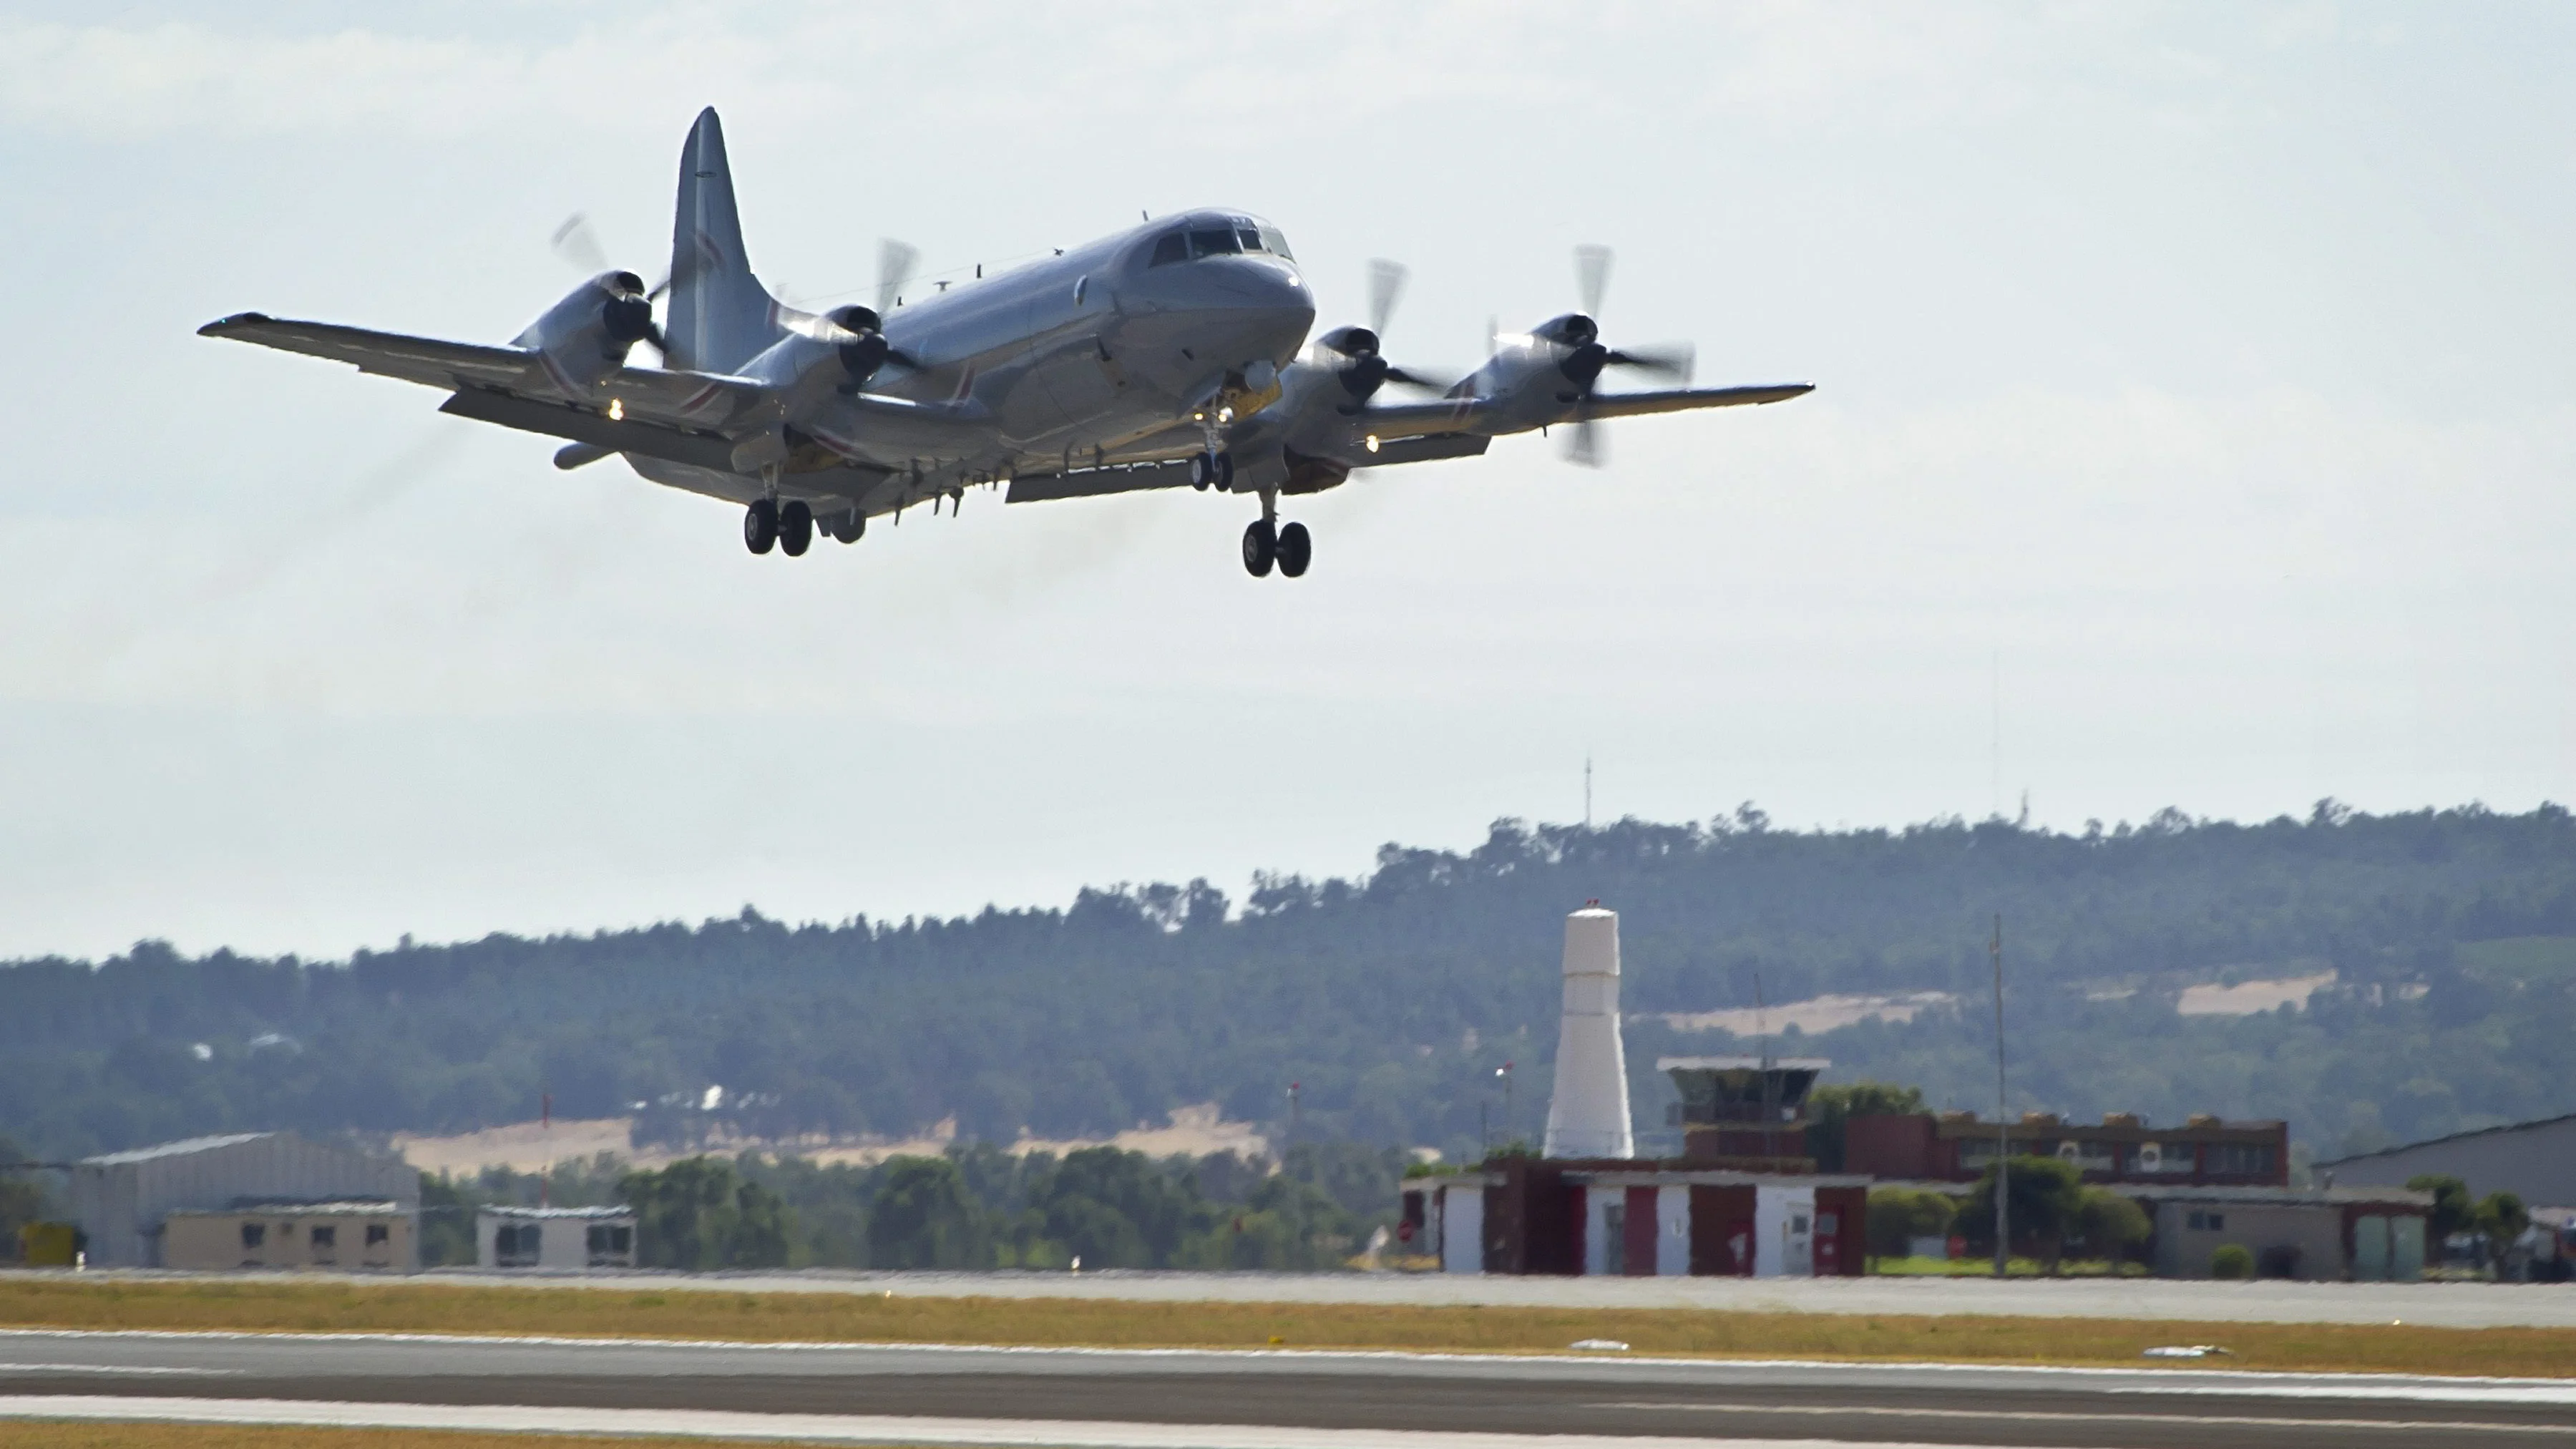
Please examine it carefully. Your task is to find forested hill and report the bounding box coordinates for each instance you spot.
[6,801,2575,1163]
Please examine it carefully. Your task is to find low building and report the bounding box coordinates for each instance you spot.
[162,1201,411,1271]
[1845,1111,2288,1188]
[475,1206,637,1269]
[2132,1184,2432,1280]
[69,1132,419,1269]
[1407,1156,1868,1277]
[2316,1113,2576,1209]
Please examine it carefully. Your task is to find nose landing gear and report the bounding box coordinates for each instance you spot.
[1190,449,1234,492]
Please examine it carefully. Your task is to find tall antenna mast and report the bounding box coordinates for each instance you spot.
[1991,650,2001,819]
[1584,754,1593,829]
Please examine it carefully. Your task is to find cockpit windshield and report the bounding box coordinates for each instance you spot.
[1150,218,1294,266]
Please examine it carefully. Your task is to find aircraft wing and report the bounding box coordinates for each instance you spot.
[197,311,773,449]
[1572,382,1815,419]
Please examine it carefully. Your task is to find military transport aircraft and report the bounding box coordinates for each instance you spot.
[201,108,1811,579]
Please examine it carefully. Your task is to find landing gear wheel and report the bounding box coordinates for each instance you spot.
[1214,451,1234,490]
[743,498,778,555]
[827,509,865,544]
[779,500,814,557]
[1275,521,1312,578]
[1241,518,1277,577]
[1190,453,1212,491]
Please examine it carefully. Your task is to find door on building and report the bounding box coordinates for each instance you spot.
[1782,1207,1813,1277]
[1624,1186,1660,1276]
[1814,1210,1841,1276]
[2353,1215,2390,1280]
[1601,1202,1626,1276]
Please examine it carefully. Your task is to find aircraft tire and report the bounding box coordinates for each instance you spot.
[744,499,779,555]
[1214,452,1235,490]
[1241,519,1277,577]
[779,500,814,557]
[829,509,866,544]
[1276,521,1312,578]
[1190,452,1213,491]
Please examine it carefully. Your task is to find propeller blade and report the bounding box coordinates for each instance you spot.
[877,239,919,314]
[1382,365,1458,392]
[645,273,670,302]
[1576,244,1611,320]
[1604,342,1696,382]
[1367,258,1407,338]
[551,213,611,275]
[1562,414,1605,469]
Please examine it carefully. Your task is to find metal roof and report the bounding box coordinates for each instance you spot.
[477,1205,635,1219]
[168,1199,403,1216]
[2313,1111,2576,1169]
[1657,1056,1833,1072]
[79,1132,273,1166]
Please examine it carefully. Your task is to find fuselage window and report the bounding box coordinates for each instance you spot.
[1257,226,1293,260]
[1188,227,1241,259]
[1148,232,1189,267]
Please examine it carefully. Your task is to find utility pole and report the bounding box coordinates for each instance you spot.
[1287,1081,1301,1148]
[1755,971,1775,1163]
[1500,1061,1514,1146]
[1584,755,1594,830]
[1991,913,2009,1277]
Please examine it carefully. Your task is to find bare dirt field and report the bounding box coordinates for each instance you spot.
[393,1104,1267,1177]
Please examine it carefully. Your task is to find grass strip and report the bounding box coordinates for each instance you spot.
[0,1427,834,1449]
[0,1277,2567,1378]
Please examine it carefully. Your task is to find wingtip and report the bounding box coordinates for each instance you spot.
[197,311,271,337]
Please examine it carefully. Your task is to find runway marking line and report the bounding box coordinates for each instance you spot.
[1589,1398,2576,1436]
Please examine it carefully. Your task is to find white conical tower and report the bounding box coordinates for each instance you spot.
[1542,902,1633,1159]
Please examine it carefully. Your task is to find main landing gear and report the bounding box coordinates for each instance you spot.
[743,498,824,557]
[1241,490,1311,580]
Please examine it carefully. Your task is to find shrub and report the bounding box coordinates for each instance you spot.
[2211,1243,2255,1279]
[1866,1187,1958,1259]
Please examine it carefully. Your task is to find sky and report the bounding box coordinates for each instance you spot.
[0,1,2570,961]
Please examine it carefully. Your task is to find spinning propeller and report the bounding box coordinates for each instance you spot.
[551,213,668,358]
[1555,244,1694,467]
[1319,259,1453,414]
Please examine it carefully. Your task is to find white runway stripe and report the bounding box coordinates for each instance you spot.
[0,1395,2021,1449]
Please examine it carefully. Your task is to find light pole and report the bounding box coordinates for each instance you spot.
[1991,913,2009,1278]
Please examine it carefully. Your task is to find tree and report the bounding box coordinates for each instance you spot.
[2475,1191,2529,1269]
[2408,1174,2472,1262]
[2211,1243,2255,1279]
[2072,1187,2150,1265]
[865,1156,990,1269]
[1961,1156,2085,1271]
[0,1138,53,1262]
[1806,1083,1928,1173]
[622,1156,795,1269]
[1864,1187,1958,1261]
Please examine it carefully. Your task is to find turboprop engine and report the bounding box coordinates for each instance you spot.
[512,270,662,396]
[741,303,919,418]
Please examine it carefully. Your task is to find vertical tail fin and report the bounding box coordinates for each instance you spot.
[666,108,784,375]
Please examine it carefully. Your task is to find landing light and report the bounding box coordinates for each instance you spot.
[1365,434,1380,454]
[608,398,624,421]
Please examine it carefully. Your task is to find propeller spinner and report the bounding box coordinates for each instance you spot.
[1555,245,1694,467]
[1322,259,1451,414]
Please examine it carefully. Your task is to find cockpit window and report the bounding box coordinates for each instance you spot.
[1188,227,1241,259]
[1148,231,1188,267]
[1257,226,1293,260]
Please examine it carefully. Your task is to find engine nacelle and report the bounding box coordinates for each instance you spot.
[513,271,655,396]
[743,306,904,409]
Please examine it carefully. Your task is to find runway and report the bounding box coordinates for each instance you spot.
[19,1268,2576,1330]
[4,1330,2572,1448]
